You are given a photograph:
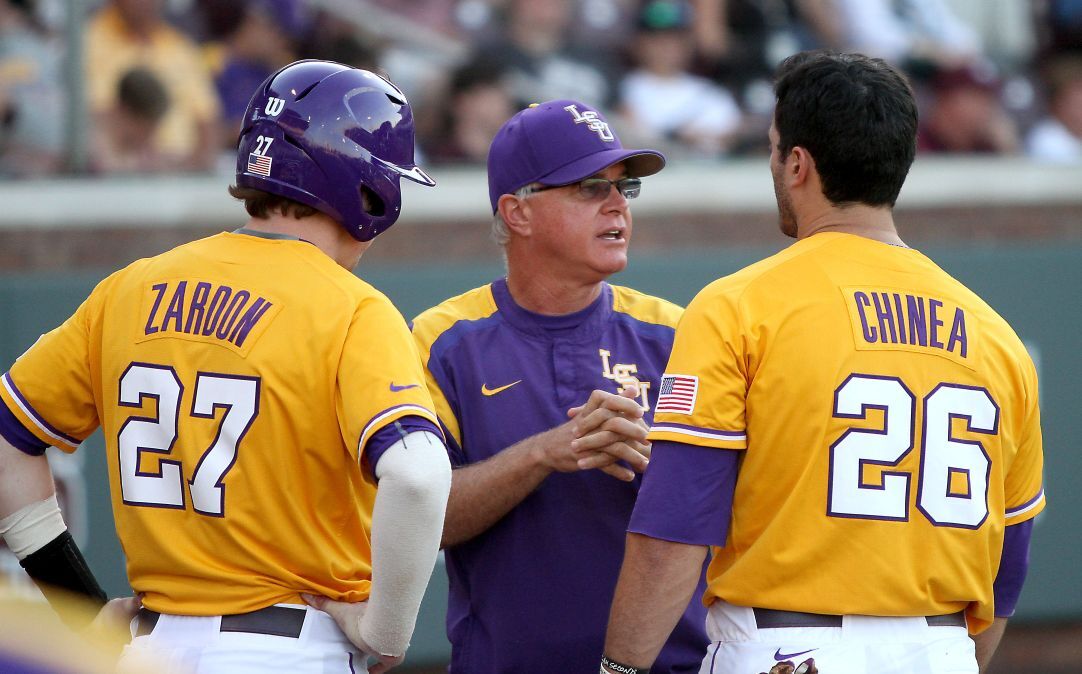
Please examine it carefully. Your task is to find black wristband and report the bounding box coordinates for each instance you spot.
[601,655,644,674]
[20,530,107,608]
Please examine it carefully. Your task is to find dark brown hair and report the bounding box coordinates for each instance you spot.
[227,185,319,220]
[774,50,918,208]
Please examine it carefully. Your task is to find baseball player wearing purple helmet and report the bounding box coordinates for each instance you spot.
[411,100,708,672]
[0,60,451,674]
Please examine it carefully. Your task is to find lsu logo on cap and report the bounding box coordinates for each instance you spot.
[564,104,614,142]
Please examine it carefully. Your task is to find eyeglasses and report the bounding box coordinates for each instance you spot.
[522,177,642,201]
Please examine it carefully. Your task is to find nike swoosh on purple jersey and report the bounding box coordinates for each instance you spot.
[389,383,420,392]
[774,648,817,661]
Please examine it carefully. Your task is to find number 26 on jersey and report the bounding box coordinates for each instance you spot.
[828,373,995,529]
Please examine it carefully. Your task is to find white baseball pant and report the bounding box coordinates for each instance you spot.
[698,600,978,674]
[118,603,368,674]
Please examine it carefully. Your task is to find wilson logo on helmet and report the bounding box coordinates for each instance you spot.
[564,104,614,142]
[265,97,286,117]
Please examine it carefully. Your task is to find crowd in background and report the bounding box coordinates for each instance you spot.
[1,0,1082,178]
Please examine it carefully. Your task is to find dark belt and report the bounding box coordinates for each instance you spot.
[753,608,966,629]
[136,605,307,638]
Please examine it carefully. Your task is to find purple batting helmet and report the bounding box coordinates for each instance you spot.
[236,59,435,241]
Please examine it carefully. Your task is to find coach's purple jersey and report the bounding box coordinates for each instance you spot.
[412,279,706,673]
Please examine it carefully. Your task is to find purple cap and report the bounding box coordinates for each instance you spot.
[487,99,666,212]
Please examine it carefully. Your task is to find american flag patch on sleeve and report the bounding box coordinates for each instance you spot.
[247,153,272,177]
[655,374,698,414]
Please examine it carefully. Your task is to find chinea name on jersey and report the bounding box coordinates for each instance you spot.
[850,289,969,359]
[143,280,274,349]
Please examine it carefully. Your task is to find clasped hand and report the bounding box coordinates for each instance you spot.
[551,385,651,482]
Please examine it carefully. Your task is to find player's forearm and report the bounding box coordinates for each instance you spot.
[0,438,107,614]
[604,533,707,670]
[973,617,1008,672]
[363,432,452,656]
[441,432,556,547]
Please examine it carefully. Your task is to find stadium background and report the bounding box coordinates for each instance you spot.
[1,0,1080,671]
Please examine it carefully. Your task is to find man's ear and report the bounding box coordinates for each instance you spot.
[788,146,815,188]
[497,193,531,237]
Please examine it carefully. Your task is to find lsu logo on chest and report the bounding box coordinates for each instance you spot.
[599,349,650,410]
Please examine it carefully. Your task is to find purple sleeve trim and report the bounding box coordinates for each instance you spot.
[363,416,443,479]
[2,373,81,447]
[628,440,738,547]
[993,519,1034,617]
[0,396,48,456]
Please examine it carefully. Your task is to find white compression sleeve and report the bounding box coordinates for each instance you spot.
[361,430,452,656]
[0,494,66,560]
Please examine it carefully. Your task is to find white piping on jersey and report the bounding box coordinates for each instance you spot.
[1,374,78,450]
[1006,489,1045,519]
[650,423,746,442]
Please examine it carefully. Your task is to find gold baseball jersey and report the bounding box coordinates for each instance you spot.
[0,232,438,615]
[648,233,1045,632]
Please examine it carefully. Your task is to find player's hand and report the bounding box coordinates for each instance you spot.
[301,594,404,674]
[89,595,142,634]
[760,658,818,674]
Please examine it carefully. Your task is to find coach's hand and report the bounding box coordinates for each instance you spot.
[302,594,404,674]
[568,385,651,479]
[529,387,647,482]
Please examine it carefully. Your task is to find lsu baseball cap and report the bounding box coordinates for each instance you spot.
[487,99,666,212]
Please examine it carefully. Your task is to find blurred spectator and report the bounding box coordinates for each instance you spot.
[566,0,641,52]
[85,0,221,173]
[918,61,1021,154]
[0,0,64,177]
[448,0,507,42]
[691,0,775,97]
[1033,0,1082,57]
[690,0,843,112]
[366,0,466,38]
[1026,54,1082,161]
[198,0,305,148]
[833,0,981,76]
[617,0,742,158]
[942,0,1035,71]
[90,67,171,174]
[301,31,382,73]
[473,0,618,107]
[424,59,514,164]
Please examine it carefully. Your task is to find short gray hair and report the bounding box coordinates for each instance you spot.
[491,185,536,246]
